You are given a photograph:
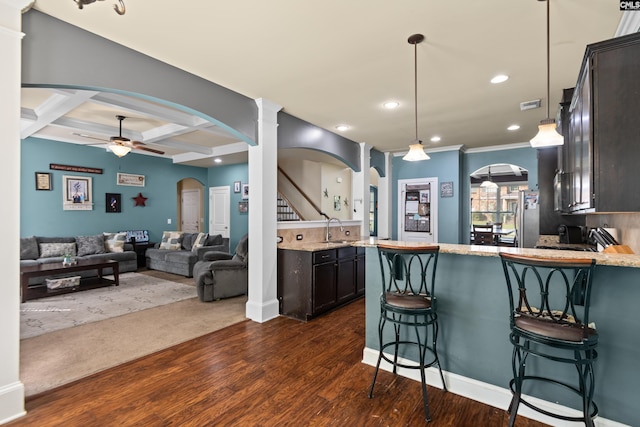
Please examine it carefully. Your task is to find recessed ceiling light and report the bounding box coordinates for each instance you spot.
[383,101,399,109]
[335,125,350,131]
[430,136,441,142]
[490,74,509,84]
[214,158,222,163]
[507,124,521,131]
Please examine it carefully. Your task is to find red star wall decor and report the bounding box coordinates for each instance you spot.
[132,192,148,207]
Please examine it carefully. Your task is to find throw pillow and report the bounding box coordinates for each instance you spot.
[39,242,76,258]
[159,231,184,250]
[207,234,223,246]
[191,232,209,253]
[103,232,127,253]
[76,234,107,256]
[20,236,39,260]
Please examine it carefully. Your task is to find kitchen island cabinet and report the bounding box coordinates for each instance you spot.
[360,241,640,427]
[278,244,365,321]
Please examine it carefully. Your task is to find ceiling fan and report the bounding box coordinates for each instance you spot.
[74,115,165,157]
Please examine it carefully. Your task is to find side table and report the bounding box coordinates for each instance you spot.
[133,242,155,268]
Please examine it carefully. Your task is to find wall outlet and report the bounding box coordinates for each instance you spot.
[167,218,172,224]
[296,234,303,240]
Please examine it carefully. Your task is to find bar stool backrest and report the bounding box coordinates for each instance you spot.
[377,244,440,309]
[500,252,597,341]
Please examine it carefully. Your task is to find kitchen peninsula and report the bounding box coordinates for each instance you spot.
[359,241,639,427]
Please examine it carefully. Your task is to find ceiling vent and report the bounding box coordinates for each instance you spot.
[520,99,541,111]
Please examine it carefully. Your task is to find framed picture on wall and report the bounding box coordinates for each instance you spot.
[106,193,121,213]
[234,181,241,193]
[242,184,249,199]
[440,181,454,198]
[35,172,52,190]
[63,175,93,210]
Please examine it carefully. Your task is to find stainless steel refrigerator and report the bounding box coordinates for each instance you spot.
[515,190,540,248]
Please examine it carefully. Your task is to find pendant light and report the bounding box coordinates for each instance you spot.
[403,34,430,161]
[530,0,564,148]
[481,167,499,189]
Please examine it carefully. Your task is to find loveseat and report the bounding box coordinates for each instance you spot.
[145,232,229,277]
[19,234,138,285]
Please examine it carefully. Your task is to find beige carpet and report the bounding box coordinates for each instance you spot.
[20,276,247,397]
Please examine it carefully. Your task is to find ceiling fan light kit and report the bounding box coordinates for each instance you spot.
[402,33,430,162]
[108,143,132,157]
[530,0,564,148]
[78,115,165,157]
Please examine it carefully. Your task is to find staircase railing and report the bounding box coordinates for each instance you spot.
[278,166,329,220]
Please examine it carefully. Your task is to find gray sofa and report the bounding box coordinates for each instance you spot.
[193,234,248,302]
[20,234,138,285]
[145,232,229,277]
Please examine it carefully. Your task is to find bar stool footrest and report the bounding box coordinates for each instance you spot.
[508,375,598,422]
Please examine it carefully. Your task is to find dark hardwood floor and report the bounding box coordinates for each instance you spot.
[9,298,548,426]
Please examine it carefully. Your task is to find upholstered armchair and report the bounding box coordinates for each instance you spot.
[193,234,248,302]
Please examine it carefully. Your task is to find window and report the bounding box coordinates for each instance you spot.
[470,183,528,232]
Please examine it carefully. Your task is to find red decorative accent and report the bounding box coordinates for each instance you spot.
[132,192,148,207]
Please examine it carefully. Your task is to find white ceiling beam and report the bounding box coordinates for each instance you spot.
[171,142,248,164]
[90,92,207,126]
[20,90,99,139]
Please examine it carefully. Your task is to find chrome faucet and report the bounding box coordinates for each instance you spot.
[325,217,344,242]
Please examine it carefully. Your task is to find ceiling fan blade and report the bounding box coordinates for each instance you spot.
[135,145,165,155]
[72,132,109,142]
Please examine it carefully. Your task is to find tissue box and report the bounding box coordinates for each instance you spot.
[46,276,81,290]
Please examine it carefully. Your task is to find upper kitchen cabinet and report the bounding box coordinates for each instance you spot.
[562,32,640,213]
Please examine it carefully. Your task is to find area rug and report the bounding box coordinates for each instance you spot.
[20,272,197,339]
[21,292,247,396]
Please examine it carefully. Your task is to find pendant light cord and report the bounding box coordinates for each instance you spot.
[545,0,551,119]
[414,40,419,142]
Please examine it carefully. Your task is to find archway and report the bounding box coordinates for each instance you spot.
[470,163,529,246]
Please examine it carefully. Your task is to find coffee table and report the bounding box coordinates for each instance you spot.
[20,258,120,302]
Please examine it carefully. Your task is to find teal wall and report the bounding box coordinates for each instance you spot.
[208,163,249,251]
[392,146,538,243]
[21,137,209,243]
[392,150,463,243]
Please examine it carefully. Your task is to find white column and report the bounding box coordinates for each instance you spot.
[352,142,372,237]
[377,153,393,239]
[0,1,33,423]
[245,98,282,323]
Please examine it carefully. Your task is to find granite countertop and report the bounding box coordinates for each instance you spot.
[348,239,640,268]
[278,239,640,268]
[277,240,358,251]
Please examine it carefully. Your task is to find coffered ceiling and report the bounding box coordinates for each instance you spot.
[22,1,628,167]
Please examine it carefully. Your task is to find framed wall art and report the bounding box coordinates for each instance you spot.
[440,181,454,198]
[106,193,122,213]
[63,175,93,210]
[117,172,145,187]
[234,181,241,193]
[242,184,249,199]
[35,172,52,190]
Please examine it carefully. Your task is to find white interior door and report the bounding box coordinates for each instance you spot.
[398,178,438,243]
[209,186,230,238]
[181,189,201,232]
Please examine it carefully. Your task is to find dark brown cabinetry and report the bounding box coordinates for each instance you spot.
[278,246,365,321]
[561,32,640,213]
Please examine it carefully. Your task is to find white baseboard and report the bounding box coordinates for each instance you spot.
[245,298,279,323]
[362,347,629,427]
[0,381,25,425]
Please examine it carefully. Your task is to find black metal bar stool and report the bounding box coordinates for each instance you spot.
[499,253,598,426]
[368,243,446,422]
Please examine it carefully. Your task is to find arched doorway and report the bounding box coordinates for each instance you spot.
[470,163,529,246]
